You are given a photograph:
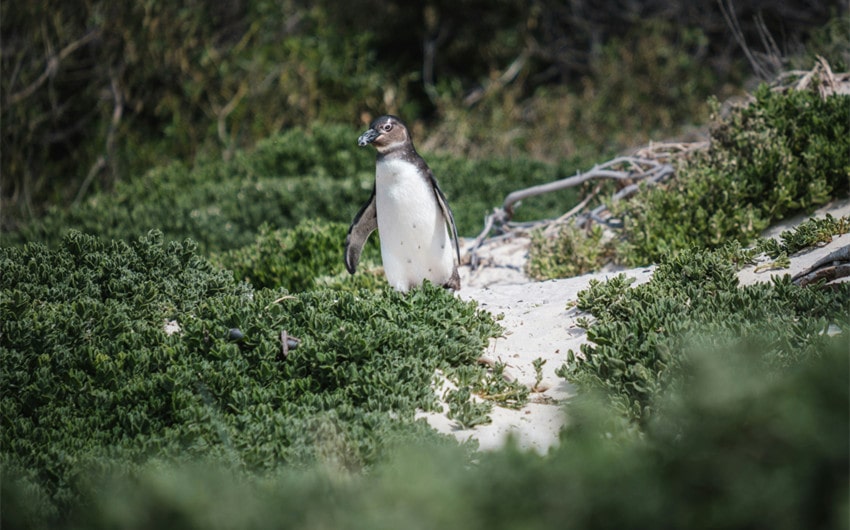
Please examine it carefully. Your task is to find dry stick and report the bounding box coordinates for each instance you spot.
[464,50,530,107]
[7,29,101,105]
[466,212,498,257]
[502,157,668,218]
[636,141,708,160]
[542,184,601,237]
[718,0,771,81]
[216,83,249,160]
[73,74,124,207]
[502,169,630,218]
[465,155,677,272]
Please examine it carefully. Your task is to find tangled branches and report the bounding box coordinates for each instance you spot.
[465,149,694,262]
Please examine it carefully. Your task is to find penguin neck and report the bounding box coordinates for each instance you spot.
[376,143,419,165]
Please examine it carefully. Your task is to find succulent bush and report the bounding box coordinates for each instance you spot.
[757,213,850,258]
[529,81,850,279]
[526,223,616,280]
[5,334,846,530]
[559,244,850,425]
[210,220,378,292]
[0,230,503,522]
[618,85,850,266]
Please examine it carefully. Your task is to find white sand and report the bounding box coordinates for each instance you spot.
[417,197,850,453]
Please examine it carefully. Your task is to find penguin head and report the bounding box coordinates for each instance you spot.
[357,115,411,153]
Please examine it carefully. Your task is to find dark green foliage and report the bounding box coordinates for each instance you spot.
[792,14,850,71]
[211,220,381,292]
[572,20,721,150]
[619,86,850,266]
[5,338,846,530]
[5,123,583,250]
[0,231,502,522]
[8,0,839,226]
[1,2,392,213]
[560,246,850,425]
[4,125,377,252]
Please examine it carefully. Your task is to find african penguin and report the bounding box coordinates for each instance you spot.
[345,115,461,292]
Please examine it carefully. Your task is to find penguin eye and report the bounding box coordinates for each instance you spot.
[381,123,393,132]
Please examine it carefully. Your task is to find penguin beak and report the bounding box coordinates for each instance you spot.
[358,128,380,147]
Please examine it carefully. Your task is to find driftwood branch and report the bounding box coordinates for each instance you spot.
[465,149,691,266]
[791,244,850,287]
[502,156,673,219]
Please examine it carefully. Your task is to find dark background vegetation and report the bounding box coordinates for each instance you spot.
[2,0,845,229]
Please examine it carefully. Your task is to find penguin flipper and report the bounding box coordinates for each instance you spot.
[431,178,461,265]
[344,189,378,273]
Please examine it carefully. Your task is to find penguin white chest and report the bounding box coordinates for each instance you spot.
[375,158,454,292]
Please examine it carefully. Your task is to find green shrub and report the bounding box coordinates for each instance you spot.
[0,230,502,522]
[529,83,850,279]
[792,14,850,71]
[4,336,845,530]
[4,125,377,252]
[559,245,850,425]
[756,213,850,259]
[211,220,381,292]
[574,20,723,151]
[526,223,617,280]
[618,85,850,266]
[1,2,394,213]
[5,123,584,251]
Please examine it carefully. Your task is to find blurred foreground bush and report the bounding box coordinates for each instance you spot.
[5,325,846,530]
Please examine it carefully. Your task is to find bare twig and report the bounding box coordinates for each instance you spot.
[542,184,601,237]
[718,0,773,80]
[7,29,101,105]
[73,72,124,206]
[502,156,671,217]
[464,155,677,270]
[72,156,107,207]
[772,57,848,98]
[464,50,530,107]
[792,244,850,287]
[216,82,248,160]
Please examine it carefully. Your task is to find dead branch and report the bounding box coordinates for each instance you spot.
[463,50,530,107]
[502,156,672,218]
[718,0,775,80]
[465,155,677,267]
[216,82,248,160]
[773,56,849,99]
[6,29,101,106]
[542,184,602,237]
[792,244,850,287]
[463,59,848,275]
[73,72,124,206]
